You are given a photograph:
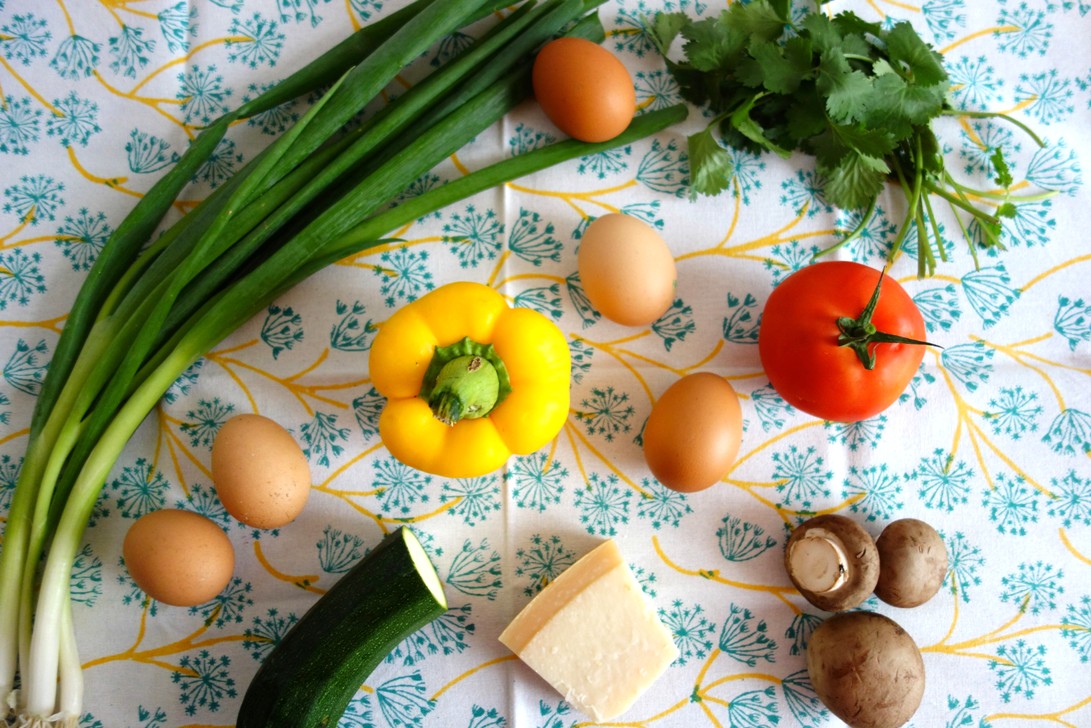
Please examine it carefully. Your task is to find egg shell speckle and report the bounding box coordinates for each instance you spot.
[211,413,311,529]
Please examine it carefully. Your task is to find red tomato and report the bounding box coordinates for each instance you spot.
[757,261,928,422]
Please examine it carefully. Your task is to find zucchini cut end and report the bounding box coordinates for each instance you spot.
[402,526,447,610]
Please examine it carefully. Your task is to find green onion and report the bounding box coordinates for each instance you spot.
[0,0,476,707]
[0,0,686,722]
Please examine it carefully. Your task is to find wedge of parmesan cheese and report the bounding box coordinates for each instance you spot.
[499,539,678,720]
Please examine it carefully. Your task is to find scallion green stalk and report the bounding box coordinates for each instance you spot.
[21,1,500,716]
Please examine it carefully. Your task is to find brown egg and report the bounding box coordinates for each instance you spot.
[211,413,311,529]
[578,214,677,327]
[532,37,636,143]
[642,372,744,493]
[123,509,235,607]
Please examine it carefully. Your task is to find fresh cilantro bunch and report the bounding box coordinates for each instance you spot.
[650,0,1053,276]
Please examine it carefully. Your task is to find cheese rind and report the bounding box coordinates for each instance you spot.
[499,540,678,720]
[499,538,624,654]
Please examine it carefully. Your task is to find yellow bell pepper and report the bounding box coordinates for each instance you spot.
[369,281,571,478]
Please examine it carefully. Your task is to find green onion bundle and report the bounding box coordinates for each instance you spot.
[0,0,686,723]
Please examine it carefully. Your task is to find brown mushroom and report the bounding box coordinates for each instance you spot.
[807,611,926,728]
[784,514,879,612]
[875,518,948,608]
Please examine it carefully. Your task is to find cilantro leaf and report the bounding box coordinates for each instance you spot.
[766,0,792,22]
[687,126,734,197]
[728,0,790,44]
[733,50,767,90]
[783,35,816,75]
[807,123,894,172]
[650,11,691,55]
[682,14,747,72]
[871,58,898,78]
[784,84,828,142]
[914,125,944,176]
[729,95,793,158]
[825,70,873,123]
[977,215,1006,249]
[667,67,716,108]
[830,11,883,53]
[884,21,947,86]
[817,49,873,123]
[991,147,1014,188]
[807,127,851,172]
[737,36,814,94]
[800,13,840,54]
[861,73,945,133]
[823,151,890,210]
[833,124,898,160]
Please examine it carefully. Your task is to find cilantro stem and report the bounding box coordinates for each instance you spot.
[843,53,874,64]
[921,190,948,266]
[914,194,933,278]
[887,141,925,264]
[909,135,932,277]
[814,199,876,260]
[942,175,1057,204]
[944,108,1047,148]
[932,177,1005,263]
[926,182,1001,231]
[946,198,981,271]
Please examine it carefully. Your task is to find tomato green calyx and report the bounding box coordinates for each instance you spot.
[836,270,939,371]
[420,337,512,425]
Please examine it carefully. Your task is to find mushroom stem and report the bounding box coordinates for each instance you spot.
[784,514,879,612]
[787,528,849,593]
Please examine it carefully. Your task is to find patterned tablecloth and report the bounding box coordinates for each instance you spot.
[1,0,1089,726]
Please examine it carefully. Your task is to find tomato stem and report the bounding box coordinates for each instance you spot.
[836,269,940,371]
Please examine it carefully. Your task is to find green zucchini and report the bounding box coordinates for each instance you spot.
[236,527,447,727]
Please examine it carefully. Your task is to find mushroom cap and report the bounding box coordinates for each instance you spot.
[875,518,948,608]
[807,611,926,728]
[784,514,880,612]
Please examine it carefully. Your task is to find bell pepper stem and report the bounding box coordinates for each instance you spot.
[419,336,512,424]
[836,268,940,370]
[429,355,500,425]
